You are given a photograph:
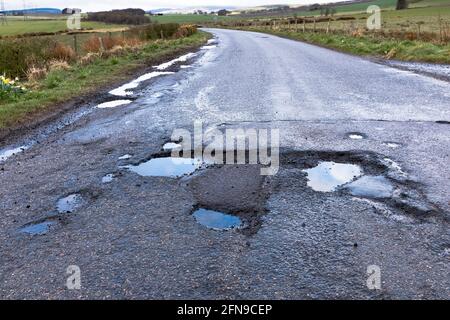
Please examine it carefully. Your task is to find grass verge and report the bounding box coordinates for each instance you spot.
[232,27,450,64]
[0,31,209,131]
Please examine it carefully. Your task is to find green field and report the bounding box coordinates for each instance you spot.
[148,0,450,26]
[151,13,233,24]
[0,18,126,36]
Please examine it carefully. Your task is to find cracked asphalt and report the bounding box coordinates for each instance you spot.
[0,28,449,299]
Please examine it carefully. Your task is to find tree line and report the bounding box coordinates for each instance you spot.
[86,9,151,25]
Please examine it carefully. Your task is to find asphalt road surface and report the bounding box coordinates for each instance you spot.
[0,29,449,299]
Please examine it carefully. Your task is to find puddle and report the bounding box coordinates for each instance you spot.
[19,221,56,236]
[109,71,174,96]
[345,175,394,198]
[0,145,29,162]
[383,142,401,149]
[121,157,202,178]
[162,142,182,151]
[201,45,217,50]
[102,174,115,183]
[302,162,363,192]
[57,194,83,213]
[154,53,197,70]
[118,154,132,160]
[347,133,365,140]
[383,60,450,81]
[383,158,407,177]
[193,208,242,231]
[97,100,132,109]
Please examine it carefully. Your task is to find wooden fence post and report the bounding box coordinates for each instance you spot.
[313,17,316,32]
[326,18,331,34]
[99,37,104,52]
[73,35,78,55]
[303,18,306,32]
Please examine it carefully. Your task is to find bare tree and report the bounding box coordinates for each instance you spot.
[396,0,408,10]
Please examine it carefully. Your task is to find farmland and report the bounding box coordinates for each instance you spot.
[0,17,126,37]
[208,0,450,63]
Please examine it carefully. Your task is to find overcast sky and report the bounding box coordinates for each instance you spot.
[7,1,331,12]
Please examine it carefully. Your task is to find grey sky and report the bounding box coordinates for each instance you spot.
[8,1,331,12]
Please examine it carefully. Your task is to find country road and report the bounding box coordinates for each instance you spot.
[0,28,449,299]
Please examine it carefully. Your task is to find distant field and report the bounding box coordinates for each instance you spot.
[151,14,233,24]
[309,5,450,33]
[0,19,126,36]
[149,0,450,25]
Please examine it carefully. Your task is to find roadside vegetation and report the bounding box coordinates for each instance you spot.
[235,27,450,63]
[210,0,450,64]
[0,24,205,130]
[0,19,127,37]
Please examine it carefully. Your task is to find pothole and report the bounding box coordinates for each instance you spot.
[281,150,438,219]
[18,221,56,236]
[118,154,132,160]
[109,71,174,97]
[347,132,366,140]
[96,100,132,109]
[345,175,394,198]
[121,156,203,178]
[154,53,197,70]
[193,208,243,231]
[383,142,401,149]
[383,157,407,177]
[302,162,363,192]
[57,194,84,214]
[0,145,29,162]
[186,164,269,235]
[162,142,182,152]
[102,174,115,183]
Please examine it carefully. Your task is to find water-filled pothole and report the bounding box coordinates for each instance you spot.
[57,194,83,213]
[102,174,115,183]
[162,142,182,152]
[19,221,56,236]
[118,154,132,160]
[345,175,394,198]
[121,157,203,178]
[96,100,132,109]
[347,132,366,140]
[302,162,363,192]
[0,145,29,162]
[383,142,401,149]
[186,164,269,234]
[193,208,243,231]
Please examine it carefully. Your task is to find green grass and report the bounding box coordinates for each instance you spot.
[0,19,126,36]
[152,14,233,24]
[233,26,450,64]
[411,0,450,8]
[0,31,210,129]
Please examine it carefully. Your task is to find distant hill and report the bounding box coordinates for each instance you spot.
[148,6,238,14]
[0,8,62,15]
